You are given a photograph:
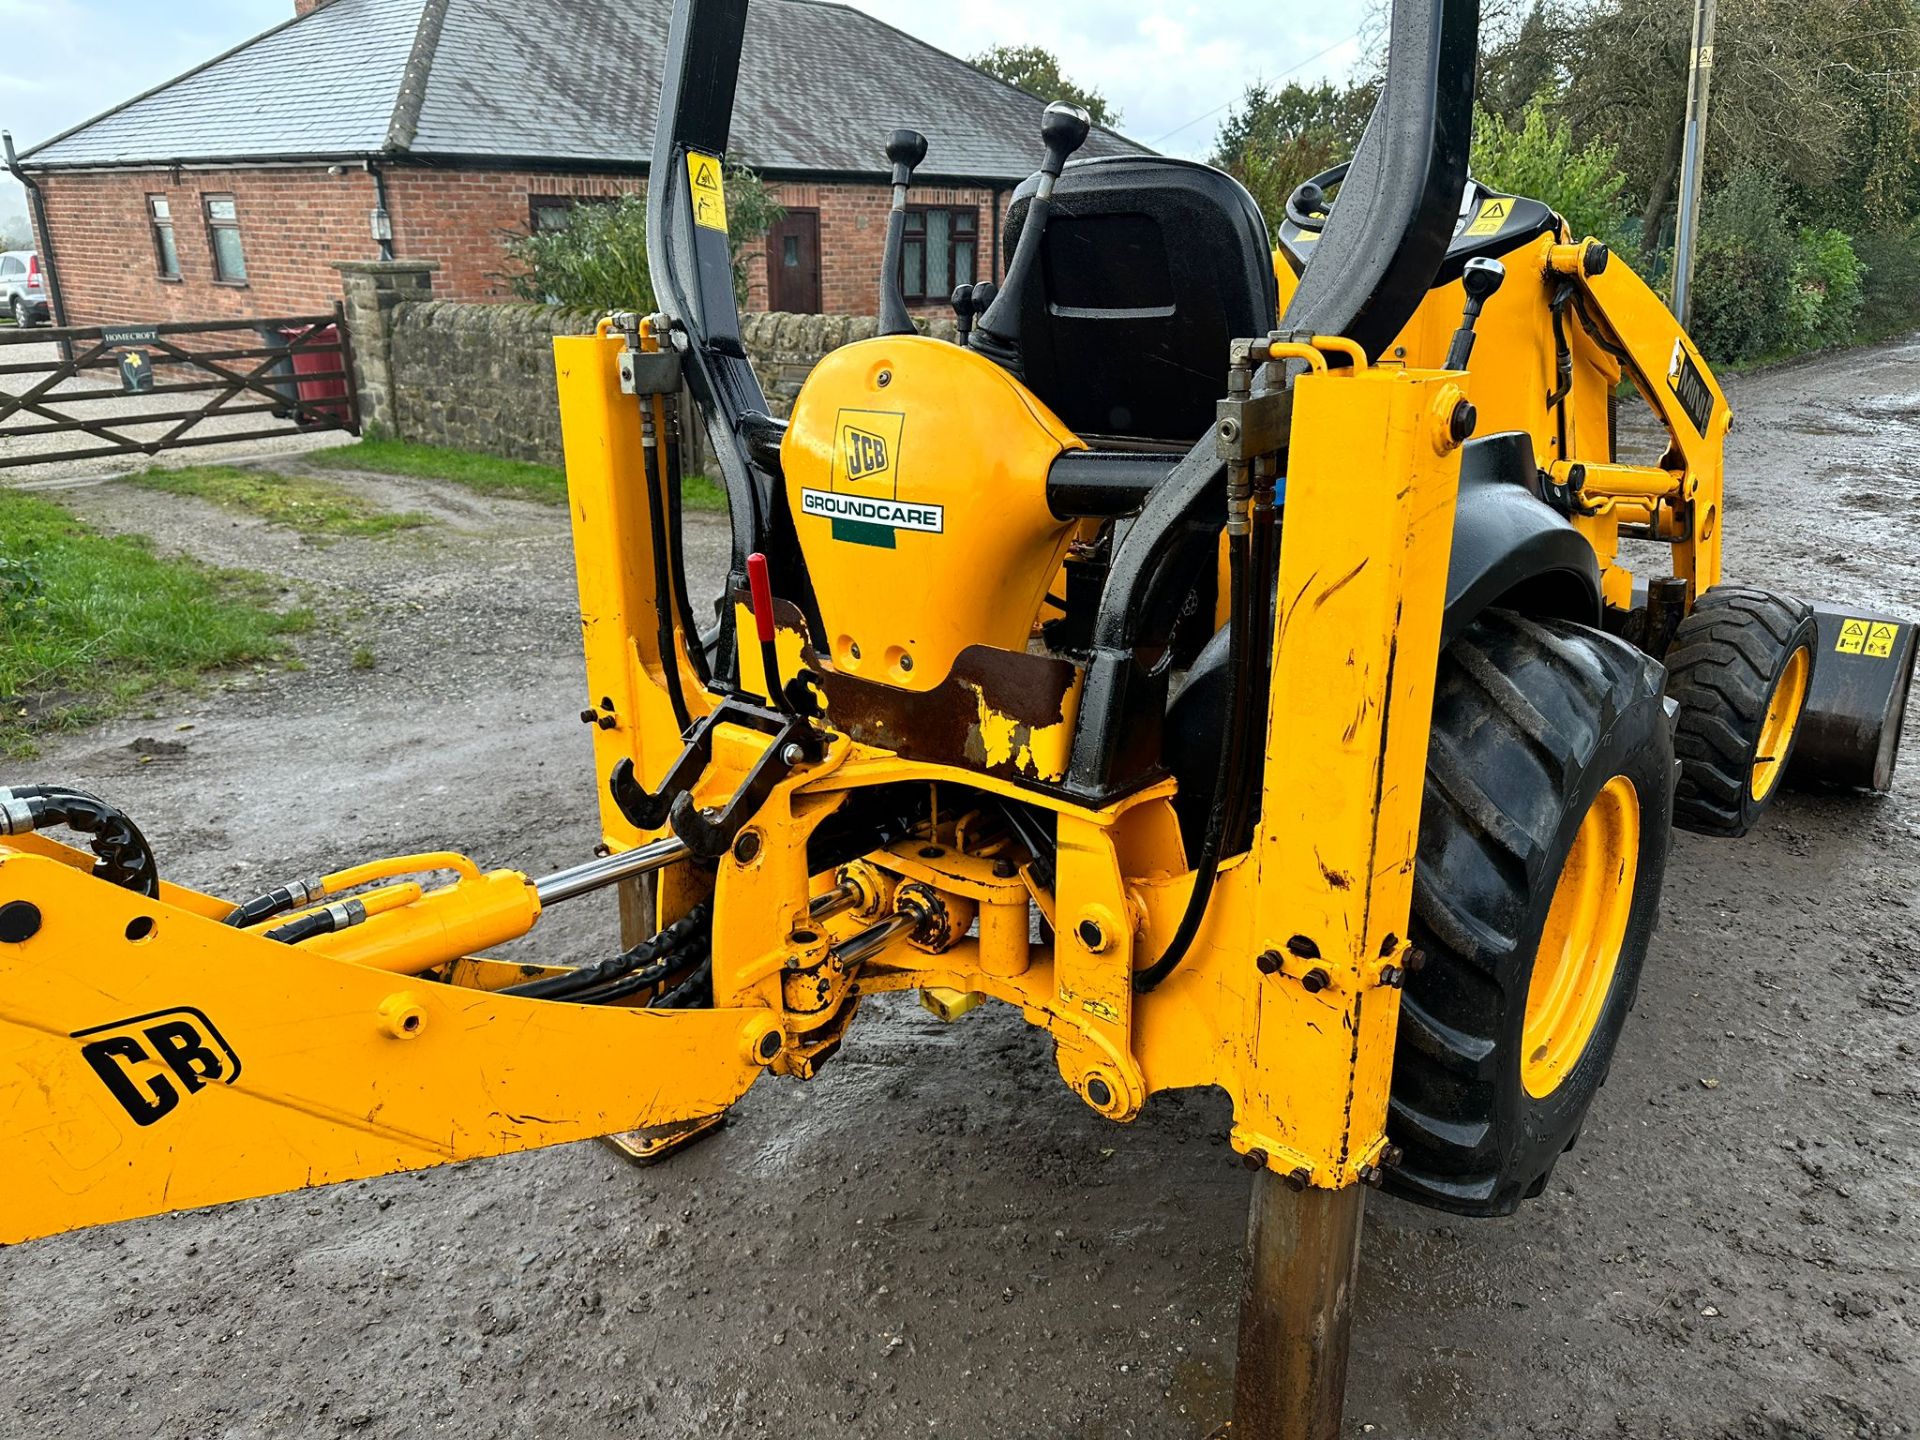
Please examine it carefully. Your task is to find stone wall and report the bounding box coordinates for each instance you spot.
[386,300,600,464]
[739,311,957,418]
[341,262,964,465]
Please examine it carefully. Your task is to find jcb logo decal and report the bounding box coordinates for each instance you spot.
[72,1008,241,1127]
[833,410,904,492]
[844,428,890,481]
[826,409,910,547]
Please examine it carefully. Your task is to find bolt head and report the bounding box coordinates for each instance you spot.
[1286,1166,1312,1192]
[1256,949,1283,975]
[732,830,763,865]
[1086,1076,1113,1108]
[781,742,806,766]
[1301,967,1331,994]
[1450,398,1479,443]
[1241,1148,1269,1172]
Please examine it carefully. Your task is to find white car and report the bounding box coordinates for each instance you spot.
[0,250,51,327]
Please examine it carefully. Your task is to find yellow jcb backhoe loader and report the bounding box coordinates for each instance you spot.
[1,0,1911,1433]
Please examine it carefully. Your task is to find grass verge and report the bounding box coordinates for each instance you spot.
[307,437,728,513]
[131,465,431,538]
[0,489,312,756]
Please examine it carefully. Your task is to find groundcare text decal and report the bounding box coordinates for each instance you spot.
[808,409,937,548]
[801,488,944,536]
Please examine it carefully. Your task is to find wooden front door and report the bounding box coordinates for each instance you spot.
[766,210,822,314]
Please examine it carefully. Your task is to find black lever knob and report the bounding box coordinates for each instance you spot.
[879,129,931,337]
[1039,102,1092,179]
[1445,257,1507,371]
[951,284,977,344]
[886,128,929,187]
[1461,255,1506,308]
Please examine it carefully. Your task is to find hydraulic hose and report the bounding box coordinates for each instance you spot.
[503,902,713,1001]
[638,368,694,735]
[1134,523,1254,993]
[0,785,160,897]
[227,852,483,929]
[651,954,714,1010]
[1226,477,1281,855]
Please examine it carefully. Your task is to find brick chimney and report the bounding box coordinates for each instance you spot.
[294,0,334,15]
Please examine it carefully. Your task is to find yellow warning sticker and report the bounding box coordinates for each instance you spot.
[1837,618,1900,658]
[687,152,729,233]
[1464,197,1513,238]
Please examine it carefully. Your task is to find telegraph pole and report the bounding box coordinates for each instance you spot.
[1669,0,1718,325]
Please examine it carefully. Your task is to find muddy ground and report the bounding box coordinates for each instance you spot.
[2,339,1917,1439]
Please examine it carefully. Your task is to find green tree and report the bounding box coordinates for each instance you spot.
[504,164,780,311]
[1471,97,1632,252]
[1478,2,1566,124]
[1212,79,1377,231]
[969,45,1120,126]
[1559,0,1920,255]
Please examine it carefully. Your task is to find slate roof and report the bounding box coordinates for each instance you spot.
[21,0,1146,183]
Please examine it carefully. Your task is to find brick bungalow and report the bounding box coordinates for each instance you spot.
[15,0,1143,327]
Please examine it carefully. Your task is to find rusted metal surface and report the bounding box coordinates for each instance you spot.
[1230,1176,1366,1440]
[806,643,1082,785]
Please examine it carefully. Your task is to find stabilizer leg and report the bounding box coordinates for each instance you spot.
[1229,1175,1366,1440]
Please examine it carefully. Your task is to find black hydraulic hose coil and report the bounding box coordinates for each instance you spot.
[503,902,713,1001]
[0,785,160,898]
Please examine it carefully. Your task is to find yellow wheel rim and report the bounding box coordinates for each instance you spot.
[1751,646,1811,803]
[1523,775,1641,1100]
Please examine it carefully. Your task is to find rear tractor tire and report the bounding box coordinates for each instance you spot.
[1665,585,1818,837]
[1386,611,1675,1217]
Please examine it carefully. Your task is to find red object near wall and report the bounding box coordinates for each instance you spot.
[281,323,350,426]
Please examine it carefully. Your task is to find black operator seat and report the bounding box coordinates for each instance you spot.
[1001,155,1279,447]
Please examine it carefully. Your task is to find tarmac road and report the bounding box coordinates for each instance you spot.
[1,337,1916,1438]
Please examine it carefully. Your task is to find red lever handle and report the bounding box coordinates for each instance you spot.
[746,552,777,645]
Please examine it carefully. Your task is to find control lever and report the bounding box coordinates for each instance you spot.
[878,129,930,337]
[951,284,977,345]
[746,551,788,712]
[1444,256,1507,371]
[971,102,1093,376]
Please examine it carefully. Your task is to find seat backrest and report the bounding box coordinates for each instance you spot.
[1001,156,1278,445]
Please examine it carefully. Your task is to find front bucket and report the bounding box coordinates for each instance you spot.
[1786,606,1916,794]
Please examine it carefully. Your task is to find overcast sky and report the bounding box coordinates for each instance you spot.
[0,0,1373,224]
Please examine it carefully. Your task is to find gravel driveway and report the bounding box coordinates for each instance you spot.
[1,339,1916,1440]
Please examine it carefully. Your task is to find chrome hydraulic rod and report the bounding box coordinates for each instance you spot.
[808,880,862,922]
[831,894,933,969]
[534,837,688,907]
